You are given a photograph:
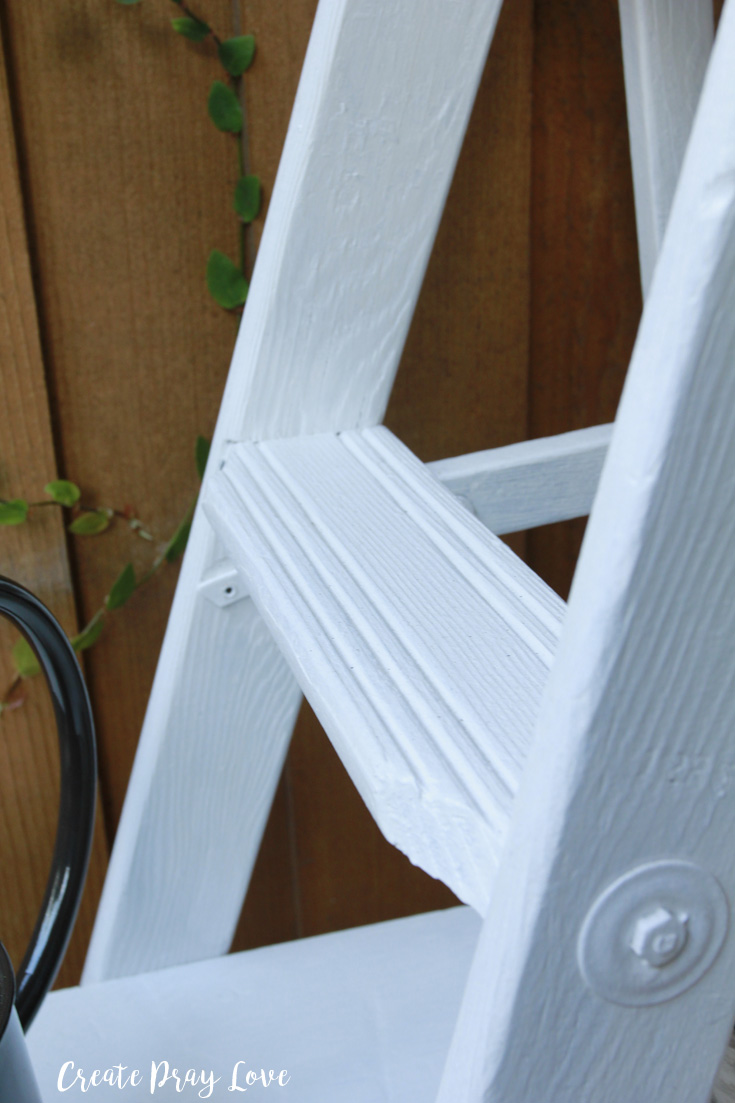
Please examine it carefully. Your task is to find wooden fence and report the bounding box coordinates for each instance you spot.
[0,0,651,988]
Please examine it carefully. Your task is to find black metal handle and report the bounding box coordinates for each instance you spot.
[0,577,96,1030]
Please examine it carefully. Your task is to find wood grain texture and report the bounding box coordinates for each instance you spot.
[526,0,642,601]
[430,423,612,535]
[284,0,535,949]
[0,0,534,969]
[1,0,312,974]
[2,0,275,983]
[1,0,243,843]
[0,14,107,988]
[241,0,320,250]
[1,0,678,1003]
[221,0,506,442]
[206,427,563,912]
[83,577,302,981]
[285,698,459,939]
[439,6,735,1095]
[86,0,510,980]
[385,0,533,467]
[229,0,322,955]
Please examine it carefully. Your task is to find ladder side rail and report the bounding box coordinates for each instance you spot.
[618,0,713,296]
[439,6,735,1099]
[430,422,613,534]
[431,0,716,541]
[84,0,507,982]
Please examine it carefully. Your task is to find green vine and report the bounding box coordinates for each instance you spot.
[126,0,263,308]
[1,2,262,714]
[0,437,210,714]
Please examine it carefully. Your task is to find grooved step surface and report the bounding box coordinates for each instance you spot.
[205,427,565,912]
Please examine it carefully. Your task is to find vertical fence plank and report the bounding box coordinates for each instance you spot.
[1,0,241,840]
[1,0,301,968]
[526,0,642,600]
[0,14,107,987]
[387,0,533,466]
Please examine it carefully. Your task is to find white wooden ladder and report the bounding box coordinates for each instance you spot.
[44,1,735,1099]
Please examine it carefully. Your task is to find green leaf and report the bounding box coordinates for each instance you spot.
[195,436,211,480]
[164,517,192,564]
[106,562,136,611]
[233,175,261,222]
[12,637,40,679]
[207,81,242,133]
[71,616,105,654]
[115,0,143,5]
[206,250,248,309]
[0,499,28,526]
[171,16,210,41]
[68,510,111,536]
[44,480,81,507]
[218,35,256,77]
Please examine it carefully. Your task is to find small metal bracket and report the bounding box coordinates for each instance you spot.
[197,560,249,608]
[577,860,729,1007]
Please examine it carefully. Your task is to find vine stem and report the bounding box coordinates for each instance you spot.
[167,0,253,279]
[138,500,195,588]
[3,1,253,712]
[0,524,190,714]
[0,498,157,541]
[236,134,247,273]
[231,0,250,278]
[0,676,23,715]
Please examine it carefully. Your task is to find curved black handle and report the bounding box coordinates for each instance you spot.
[0,577,96,1030]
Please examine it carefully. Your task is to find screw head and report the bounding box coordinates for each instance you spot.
[629,906,688,967]
[578,861,729,1005]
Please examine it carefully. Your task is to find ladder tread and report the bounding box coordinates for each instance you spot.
[205,426,565,912]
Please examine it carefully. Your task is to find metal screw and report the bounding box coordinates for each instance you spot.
[629,906,688,967]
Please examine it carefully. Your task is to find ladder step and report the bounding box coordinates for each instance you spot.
[204,427,565,913]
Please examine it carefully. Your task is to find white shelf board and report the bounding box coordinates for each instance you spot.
[31,907,481,1103]
[205,427,565,913]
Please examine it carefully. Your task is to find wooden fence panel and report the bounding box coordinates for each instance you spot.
[526,0,642,599]
[1,0,241,841]
[0,14,107,988]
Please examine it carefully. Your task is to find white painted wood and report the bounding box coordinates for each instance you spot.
[430,423,613,534]
[618,0,713,295]
[221,0,506,441]
[82,529,301,982]
[73,0,735,1093]
[32,907,481,1102]
[714,1037,735,1103]
[205,426,564,914]
[86,0,506,980]
[438,6,735,1098]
